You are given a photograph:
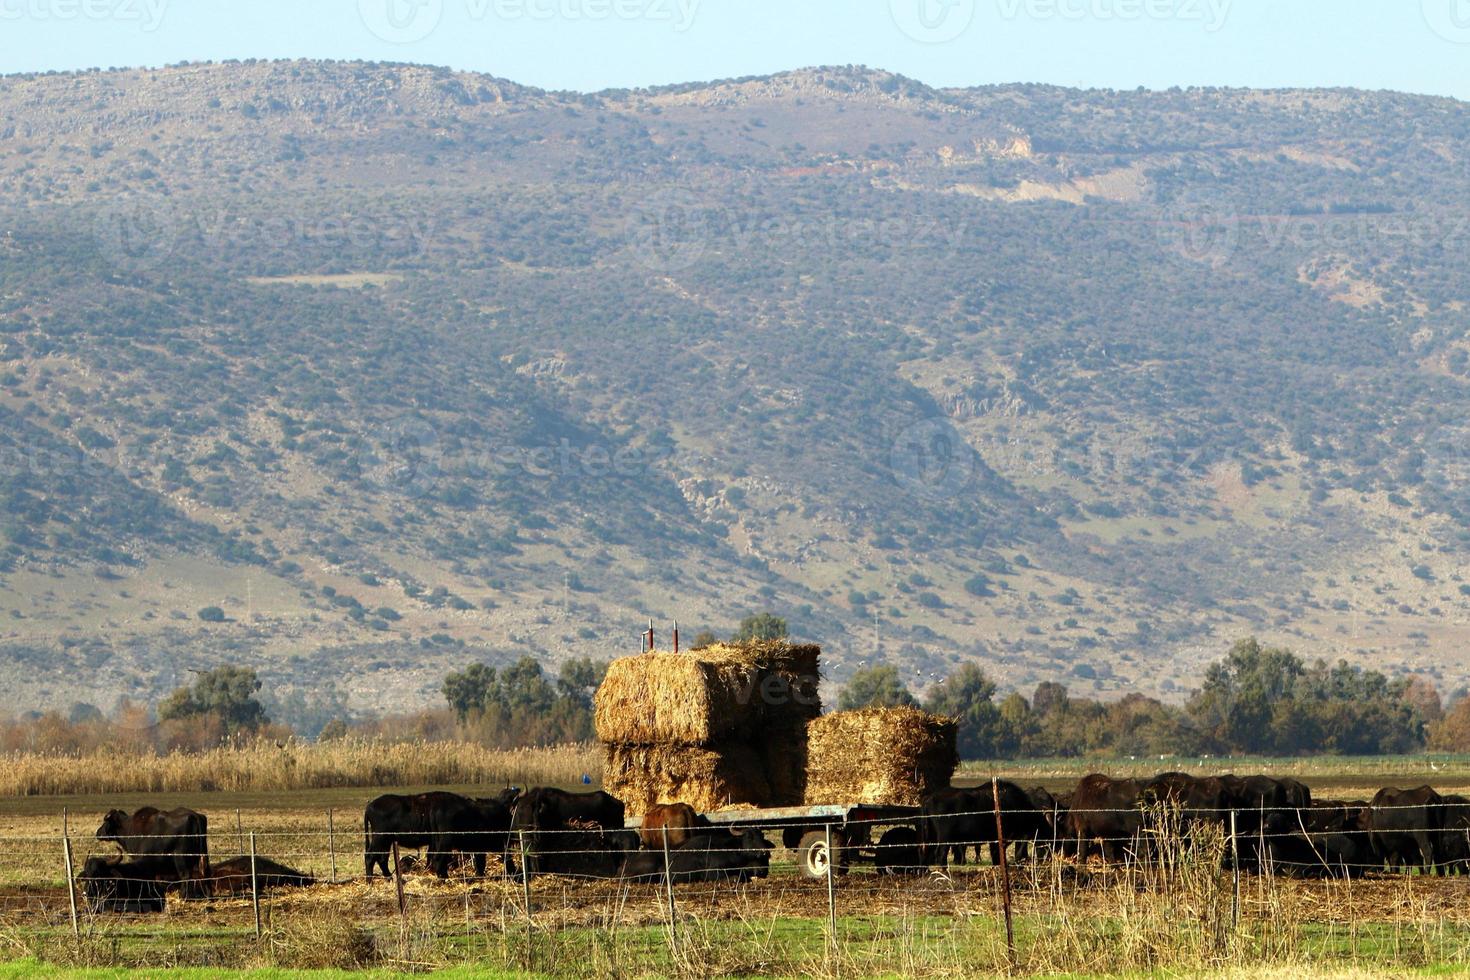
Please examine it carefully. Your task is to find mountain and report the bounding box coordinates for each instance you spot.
[1,61,1469,726]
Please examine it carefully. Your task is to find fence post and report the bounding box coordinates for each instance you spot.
[1230,810,1240,931]
[992,777,1016,971]
[62,809,79,941]
[391,841,408,934]
[326,809,337,884]
[249,832,262,940]
[236,809,244,856]
[517,830,534,971]
[661,825,679,958]
[824,823,839,967]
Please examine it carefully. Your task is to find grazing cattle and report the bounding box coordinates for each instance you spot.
[874,826,925,875]
[1439,794,1470,872]
[1015,787,1062,861]
[77,856,168,913]
[919,781,1048,867]
[204,856,315,896]
[1365,786,1443,872]
[1263,801,1371,878]
[621,829,774,883]
[364,792,511,879]
[1217,774,1310,872]
[1142,772,1234,829]
[96,807,209,893]
[639,803,710,849]
[512,788,625,833]
[1065,774,1146,863]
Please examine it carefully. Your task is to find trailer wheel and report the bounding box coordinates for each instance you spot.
[797,830,847,879]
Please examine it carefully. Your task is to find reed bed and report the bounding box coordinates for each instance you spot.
[0,738,601,796]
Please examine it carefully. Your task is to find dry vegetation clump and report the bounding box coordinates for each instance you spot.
[803,707,957,806]
[0,738,600,796]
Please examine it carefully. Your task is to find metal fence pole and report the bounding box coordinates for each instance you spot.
[236,809,244,856]
[517,830,534,971]
[326,809,337,884]
[1229,809,1240,931]
[249,832,262,940]
[62,809,79,941]
[824,823,838,966]
[992,777,1016,970]
[661,825,679,958]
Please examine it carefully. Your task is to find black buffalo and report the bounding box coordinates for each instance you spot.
[518,828,641,880]
[96,806,209,892]
[78,856,169,913]
[621,829,773,883]
[1365,786,1443,872]
[919,781,1048,867]
[1065,774,1146,863]
[364,792,511,879]
[511,788,625,833]
[203,856,316,896]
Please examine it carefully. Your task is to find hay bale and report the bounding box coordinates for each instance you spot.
[594,641,821,746]
[803,707,957,807]
[758,719,809,807]
[602,743,773,814]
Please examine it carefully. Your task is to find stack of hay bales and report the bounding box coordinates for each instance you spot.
[803,706,957,807]
[595,641,820,813]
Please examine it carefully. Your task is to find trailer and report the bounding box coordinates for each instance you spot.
[628,802,924,879]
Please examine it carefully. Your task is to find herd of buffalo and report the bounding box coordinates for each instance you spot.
[76,773,1470,912]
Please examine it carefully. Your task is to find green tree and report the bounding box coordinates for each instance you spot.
[557,658,608,708]
[197,606,226,623]
[731,612,788,642]
[923,664,1006,758]
[157,666,268,735]
[442,662,497,722]
[838,665,917,711]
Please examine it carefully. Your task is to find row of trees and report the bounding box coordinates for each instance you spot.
[5,635,1466,760]
[838,638,1447,759]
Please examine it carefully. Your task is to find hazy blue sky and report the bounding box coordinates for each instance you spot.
[3,0,1469,98]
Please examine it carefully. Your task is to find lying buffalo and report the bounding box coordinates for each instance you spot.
[621,829,774,883]
[203,856,315,896]
[364,791,511,879]
[78,856,169,913]
[96,806,209,895]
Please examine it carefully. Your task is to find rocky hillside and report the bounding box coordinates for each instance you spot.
[1,61,1468,727]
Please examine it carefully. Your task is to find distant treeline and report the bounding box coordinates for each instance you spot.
[3,636,1464,762]
[843,638,1453,760]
